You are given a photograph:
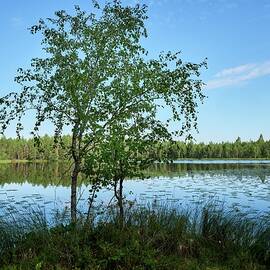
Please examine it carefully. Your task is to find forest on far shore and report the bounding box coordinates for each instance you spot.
[0,134,269,161]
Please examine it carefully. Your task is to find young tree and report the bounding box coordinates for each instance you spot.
[0,0,206,222]
[84,110,174,225]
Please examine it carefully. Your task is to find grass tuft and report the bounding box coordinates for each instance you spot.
[0,204,269,269]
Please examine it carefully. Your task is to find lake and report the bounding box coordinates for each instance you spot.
[0,160,270,218]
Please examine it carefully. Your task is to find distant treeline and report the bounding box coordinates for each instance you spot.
[151,135,270,160]
[0,134,270,160]
[0,135,71,161]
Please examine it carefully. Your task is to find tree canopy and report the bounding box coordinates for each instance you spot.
[0,0,206,221]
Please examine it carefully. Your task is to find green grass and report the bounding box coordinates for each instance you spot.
[0,160,47,164]
[0,160,30,164]
[0,205,269,270]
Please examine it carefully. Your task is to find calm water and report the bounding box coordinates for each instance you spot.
[0,160,270,217]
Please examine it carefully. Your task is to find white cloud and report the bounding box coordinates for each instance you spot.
[214,63,256,78]
[206,61,270,90]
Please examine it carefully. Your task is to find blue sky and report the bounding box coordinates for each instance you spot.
[0,0,270,142]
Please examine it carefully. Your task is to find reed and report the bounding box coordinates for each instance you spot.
[0,203,269,269]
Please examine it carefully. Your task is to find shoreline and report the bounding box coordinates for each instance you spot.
[0,159,47,164]
[1,158,270,164]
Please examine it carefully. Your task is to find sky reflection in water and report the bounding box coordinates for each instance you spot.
[0,160,270,218]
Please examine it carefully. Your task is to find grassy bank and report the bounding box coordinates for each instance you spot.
[0,160,30,164]
[0,205,269,270]
[0,160,47,164]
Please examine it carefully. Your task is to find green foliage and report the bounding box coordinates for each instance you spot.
[83,116,167,221]
[1,134,270,161]
[0,205,269,269]
[0,135,70,161]
[150,135,270,160]
[0,0,206,221]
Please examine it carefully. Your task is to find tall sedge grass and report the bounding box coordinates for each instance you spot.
[0,203,269,269]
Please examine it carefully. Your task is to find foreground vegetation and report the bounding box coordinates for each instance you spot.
[0,205,269,270]
[0,134,270,161]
